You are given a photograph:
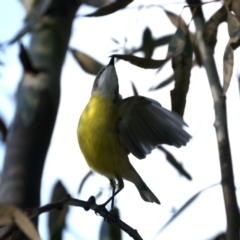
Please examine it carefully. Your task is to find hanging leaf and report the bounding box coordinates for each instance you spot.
[158,146,192,180]
[232,0,240,20]
[166,26,186,59]
[223,13,240,94]
[141,27,154,58]
[0,118,7,142]
[81,0,111,8]
[223,44,234,95]
[170,33,192,117]
[86,0,133,17]
[204,6,227,50]
[164,10,188,34]
[71,49,104,75]
[227,13,240,50]
[149,74,174,91]
[156,191,201,235]
[227,13,240,38]
[132,30,172,58]
[111,54,167,69]
[131,81,139,96]
[111,38,120,44]
[0,204,40,240]
[99,207,122,240]
[189,34,202,67]
[154,34,173,47]
[48,181,68,240]
[164,10,202,66]
[156,183,219,236]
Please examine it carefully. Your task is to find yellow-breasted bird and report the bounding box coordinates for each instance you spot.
[77,57,190,205]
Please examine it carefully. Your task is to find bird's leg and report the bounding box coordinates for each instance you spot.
[102,178,124,209]
[110,179,116,210]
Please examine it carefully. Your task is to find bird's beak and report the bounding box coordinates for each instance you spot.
[108,56,115,66]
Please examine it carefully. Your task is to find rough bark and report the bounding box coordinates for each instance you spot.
[0,0,80,238]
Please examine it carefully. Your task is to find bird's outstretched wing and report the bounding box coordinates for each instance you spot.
[116,96,191,159]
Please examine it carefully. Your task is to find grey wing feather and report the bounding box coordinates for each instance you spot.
[117,97,191,159]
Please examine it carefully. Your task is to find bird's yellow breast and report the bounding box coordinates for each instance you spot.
[77,94,129,178]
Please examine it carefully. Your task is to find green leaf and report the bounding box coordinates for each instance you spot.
[86,0,133,17]
[149,74,174,91]
[158,146,192,180]
[170,33,192,117]
[111,54,167,69]
[71,49,104,75]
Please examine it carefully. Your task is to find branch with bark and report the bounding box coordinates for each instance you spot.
[186,0,240,239]
[0,195,143,240]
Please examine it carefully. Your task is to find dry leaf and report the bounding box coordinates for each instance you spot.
[71,49,104,75]
[81,0,111,8]
[232,0,240,20]
[171,34,192,117]
[149,74,174,91]
[204,6,227,50]
[86,0,133,17]
[222,13,240,94]
[164,10,188,34]
[227,13,240,38]
[111,54,167,69]
[223,44,233,95]
[20,0,34,13]
[166,27,186,59]
[131,81,139,96]
[0,204,40,240]
[48,181,68,239]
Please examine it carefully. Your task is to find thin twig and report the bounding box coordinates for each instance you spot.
[78,170,93,194]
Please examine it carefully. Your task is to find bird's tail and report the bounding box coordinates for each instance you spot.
[123,165,160,204]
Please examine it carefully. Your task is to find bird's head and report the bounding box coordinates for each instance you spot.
[91,57,120,100]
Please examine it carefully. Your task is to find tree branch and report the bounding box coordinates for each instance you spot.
[186,1,240,239]
[0,195,143,240]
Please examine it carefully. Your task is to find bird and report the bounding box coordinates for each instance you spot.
[77,57,190,205]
